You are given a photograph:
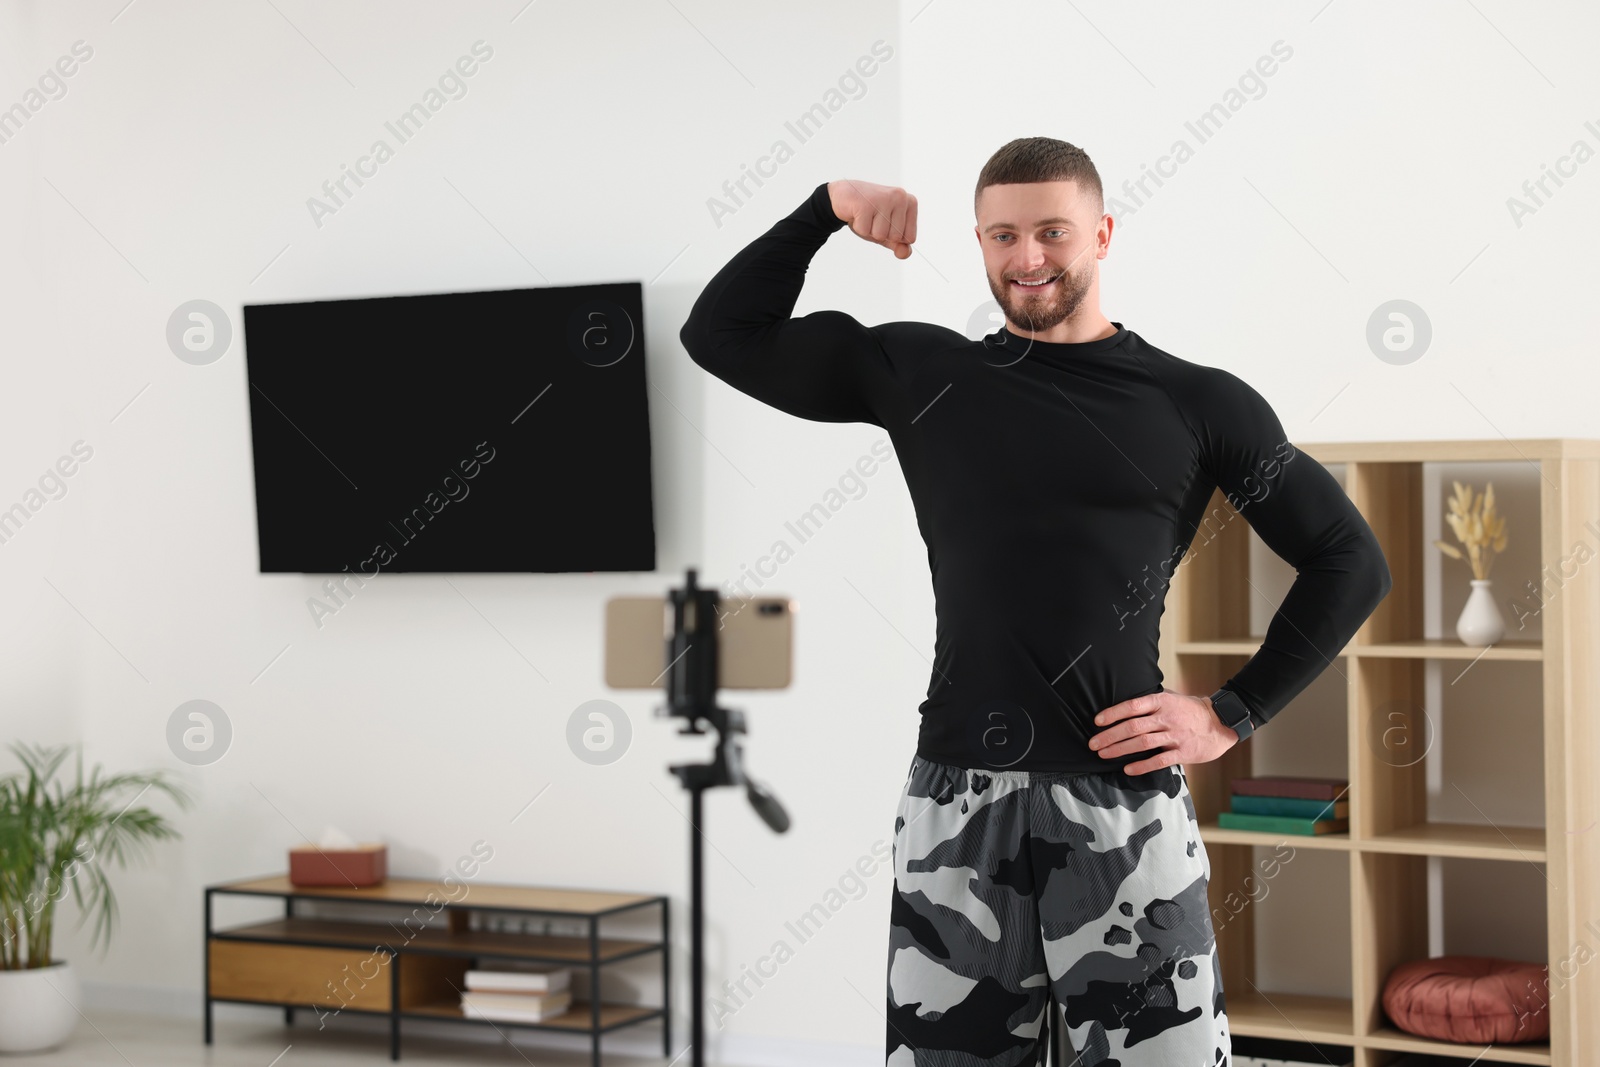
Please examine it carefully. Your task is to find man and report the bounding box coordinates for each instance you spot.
[679,137,1390,1066]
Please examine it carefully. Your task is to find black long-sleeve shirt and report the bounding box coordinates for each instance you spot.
[679,180,1392,776]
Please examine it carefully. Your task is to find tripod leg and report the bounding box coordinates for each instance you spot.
[691,786,704,1067]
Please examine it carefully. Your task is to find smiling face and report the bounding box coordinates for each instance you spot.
[975,179,1112,340]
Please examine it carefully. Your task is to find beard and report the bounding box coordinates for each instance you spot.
[986,246,1095,335]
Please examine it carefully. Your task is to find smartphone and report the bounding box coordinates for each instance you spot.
[604,595,794,689]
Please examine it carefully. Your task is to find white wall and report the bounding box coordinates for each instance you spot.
[2,0,1593,1063]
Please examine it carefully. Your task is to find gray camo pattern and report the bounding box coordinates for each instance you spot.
[886,756,1230,1066]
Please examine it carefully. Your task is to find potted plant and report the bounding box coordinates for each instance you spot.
[0,742,191,1053]
[1433,479,1510,645]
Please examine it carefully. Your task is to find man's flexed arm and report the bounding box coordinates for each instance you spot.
[678,180,915,426]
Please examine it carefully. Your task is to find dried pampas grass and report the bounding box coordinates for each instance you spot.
[1433,480,1509,581]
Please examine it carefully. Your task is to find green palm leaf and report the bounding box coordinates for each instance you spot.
[0,742,191,969]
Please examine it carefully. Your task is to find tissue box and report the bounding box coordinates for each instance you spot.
[289,843,387,887]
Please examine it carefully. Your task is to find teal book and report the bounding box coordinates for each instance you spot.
[1217,812,1348,836]
[1230,795,1348,820]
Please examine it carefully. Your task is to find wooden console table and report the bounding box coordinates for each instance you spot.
[204,874,669,1064]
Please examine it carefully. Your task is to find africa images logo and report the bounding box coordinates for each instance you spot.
[966,698,1035,769]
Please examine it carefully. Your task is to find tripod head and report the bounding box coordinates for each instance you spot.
[659,567,789,834]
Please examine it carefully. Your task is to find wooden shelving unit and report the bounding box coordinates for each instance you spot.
[1166,438,1600,1067]
[204,874,669,1064]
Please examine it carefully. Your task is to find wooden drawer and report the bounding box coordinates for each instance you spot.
[209,939,392,1011]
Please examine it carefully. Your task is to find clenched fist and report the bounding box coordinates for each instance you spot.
[827,180,918,259]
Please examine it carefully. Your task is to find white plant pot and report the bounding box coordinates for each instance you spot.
[0,960,81,1053]
[1456,578,1506,646]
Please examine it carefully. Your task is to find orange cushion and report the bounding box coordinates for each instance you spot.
[1382,955,1549,1044]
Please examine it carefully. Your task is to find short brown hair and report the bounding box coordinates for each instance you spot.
[975,137,1103,217]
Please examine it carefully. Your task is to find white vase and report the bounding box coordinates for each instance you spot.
[1456,578,1505,646]
[0,960,81,1052]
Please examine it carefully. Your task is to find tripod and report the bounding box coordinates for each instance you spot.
[659,568,789,1067]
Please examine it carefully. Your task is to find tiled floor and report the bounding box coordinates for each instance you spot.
[3,1009,692,1066]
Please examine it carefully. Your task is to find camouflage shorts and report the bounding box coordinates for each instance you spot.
[887,755,1231,1066]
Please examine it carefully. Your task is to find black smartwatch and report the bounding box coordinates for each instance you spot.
[1209,687,1255,741]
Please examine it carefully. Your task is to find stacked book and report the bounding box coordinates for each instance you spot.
[459,965,573,1022]
[1218,776,1349,835]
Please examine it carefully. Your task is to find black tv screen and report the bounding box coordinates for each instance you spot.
[242,282,655,574]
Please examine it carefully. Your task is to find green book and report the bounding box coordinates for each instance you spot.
[1230,795,1348,820]
[1218,812,1349,835]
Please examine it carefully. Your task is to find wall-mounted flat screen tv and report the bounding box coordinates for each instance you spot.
[242,281,655,574]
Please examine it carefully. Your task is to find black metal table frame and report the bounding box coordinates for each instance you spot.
[203,880,670,1064]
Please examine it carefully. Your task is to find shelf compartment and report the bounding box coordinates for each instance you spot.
[1204,840,1353,1050]
[214,917,661,963]
[387,952,464,1015]
[1353,849,1551,1064]
[1223,989,1353,1043]
[405,999,663,1033]
[1348,458,1546,651]
[1351,656,1545,847]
